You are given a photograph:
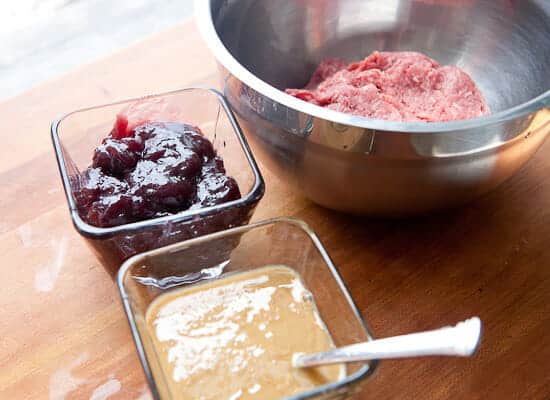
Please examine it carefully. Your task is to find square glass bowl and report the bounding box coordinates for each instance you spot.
[117,217,377,400]
[51,87,264,275]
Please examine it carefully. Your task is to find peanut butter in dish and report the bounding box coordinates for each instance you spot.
[145,265,345,399]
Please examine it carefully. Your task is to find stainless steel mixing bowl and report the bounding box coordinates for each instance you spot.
[196,0,550,216]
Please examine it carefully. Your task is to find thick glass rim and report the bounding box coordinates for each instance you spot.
[51,86,265,239]
[117,217,379,400]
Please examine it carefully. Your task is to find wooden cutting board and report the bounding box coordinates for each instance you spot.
[0,20,548,400]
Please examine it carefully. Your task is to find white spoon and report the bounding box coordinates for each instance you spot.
[293,317,482,368]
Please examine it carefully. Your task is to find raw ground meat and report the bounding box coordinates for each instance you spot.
[285,51,489,122]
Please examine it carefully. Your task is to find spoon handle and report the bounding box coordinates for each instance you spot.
[294,317,482,368]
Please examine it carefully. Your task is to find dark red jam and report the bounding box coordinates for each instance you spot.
[73,121,241,227]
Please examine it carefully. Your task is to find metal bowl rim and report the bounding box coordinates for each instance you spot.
[195,0,550,134]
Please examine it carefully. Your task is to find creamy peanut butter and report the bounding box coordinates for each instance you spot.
[145,265,344,399]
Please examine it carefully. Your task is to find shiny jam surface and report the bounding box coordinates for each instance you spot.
[145,266,344,400]
[73,121,241,227]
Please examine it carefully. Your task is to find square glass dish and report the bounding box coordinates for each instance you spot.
[117,217,377,400]
[51,87,264,275]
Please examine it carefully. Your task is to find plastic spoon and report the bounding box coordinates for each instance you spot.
[293,317,482,368]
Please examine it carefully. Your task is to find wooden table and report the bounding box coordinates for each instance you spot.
[1,20,548,400]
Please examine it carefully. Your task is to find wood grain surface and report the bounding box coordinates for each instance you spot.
[0,20,548,400]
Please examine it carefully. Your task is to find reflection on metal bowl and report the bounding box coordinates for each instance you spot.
[196,0,550,216]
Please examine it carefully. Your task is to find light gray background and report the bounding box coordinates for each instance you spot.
[1,0,194,101]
